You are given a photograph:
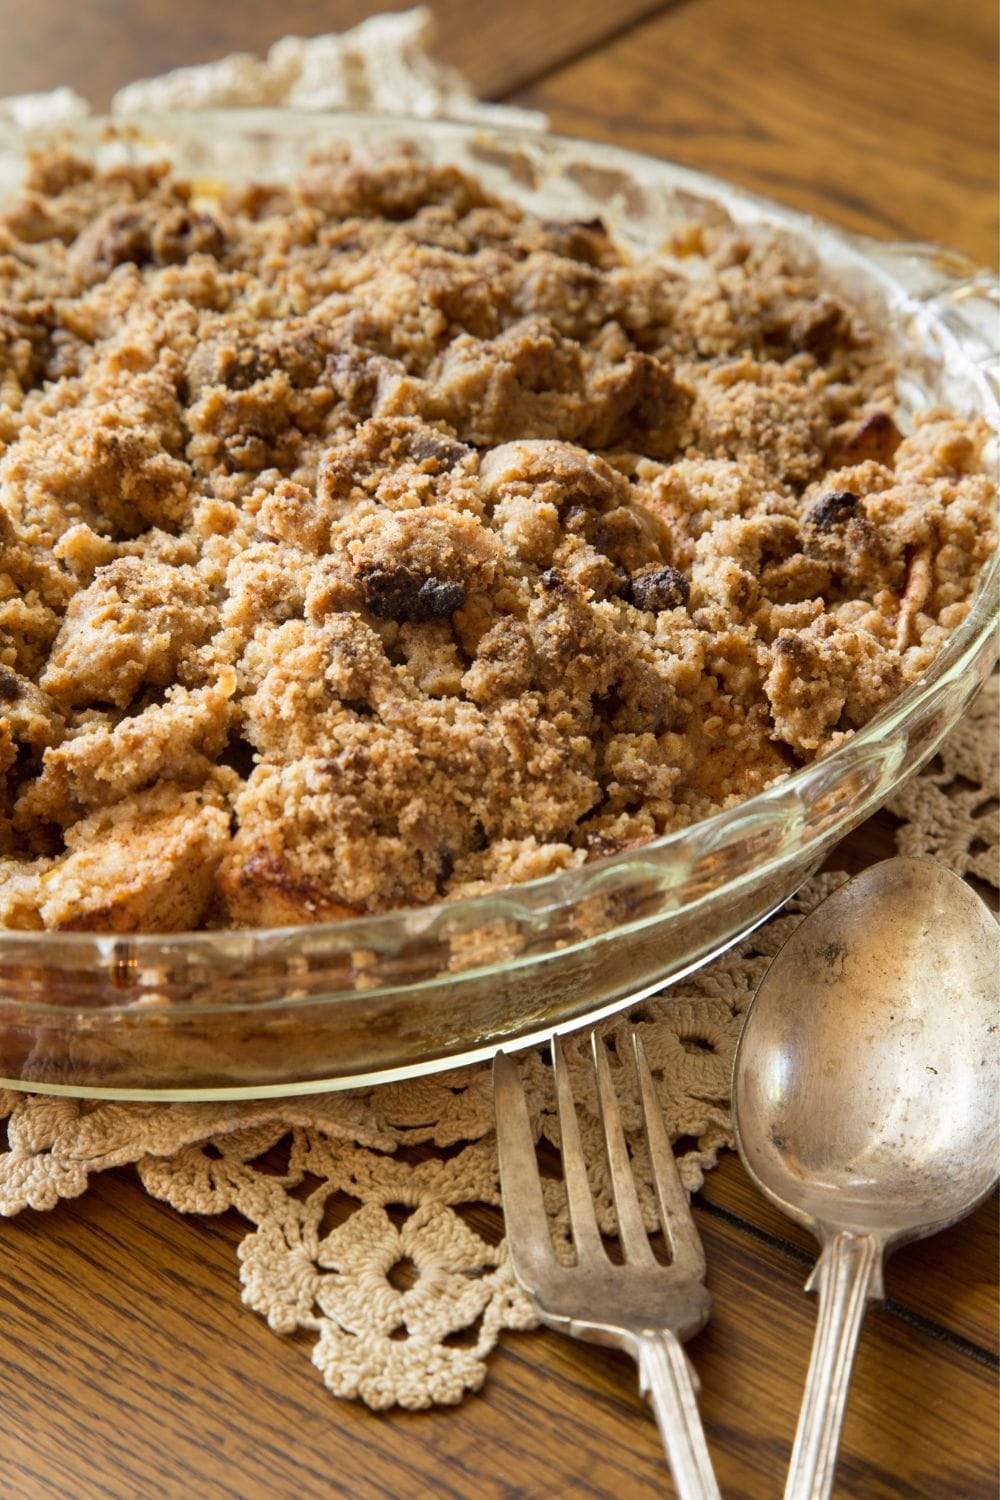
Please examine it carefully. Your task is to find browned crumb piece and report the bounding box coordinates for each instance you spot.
[763,621,903,752]
[293,147,491,221]
[16,672,235,827]
[40,557,217,708]
[0,505,75,677]
[0,857,51,929]
[687,355,834,485]
[37,781,231,932]
[348,505,501,621]
[0,670,64,750]
[0,145,992,931]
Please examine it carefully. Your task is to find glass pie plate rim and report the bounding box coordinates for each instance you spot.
[0,109,995,1099]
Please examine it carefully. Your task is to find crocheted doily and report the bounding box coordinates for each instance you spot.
[1,676,994,1409]
[0,20,996,1413]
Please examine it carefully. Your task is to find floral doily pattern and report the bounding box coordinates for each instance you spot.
[0,875,839,1409]
[0,663,994,1413]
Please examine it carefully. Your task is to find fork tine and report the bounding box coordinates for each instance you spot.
[591,1032,657,1266]
[632,1034,706,1278]
[552,1036,605,1261]
[493,1052,557,1282]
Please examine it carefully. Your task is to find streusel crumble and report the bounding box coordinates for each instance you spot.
[0,145,993,931]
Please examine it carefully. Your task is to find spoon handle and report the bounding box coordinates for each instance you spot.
[784,1230,883,1500]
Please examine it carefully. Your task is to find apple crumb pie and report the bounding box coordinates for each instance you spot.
[0,144,993,931]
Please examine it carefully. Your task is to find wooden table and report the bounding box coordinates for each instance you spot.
[0,2,996,1495]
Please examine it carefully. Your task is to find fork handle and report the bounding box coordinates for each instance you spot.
[638,1331,721,1500]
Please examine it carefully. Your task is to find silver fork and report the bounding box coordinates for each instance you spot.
[494,1031,720,1500]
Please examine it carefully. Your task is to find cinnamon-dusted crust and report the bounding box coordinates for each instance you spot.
[0,144,993,931]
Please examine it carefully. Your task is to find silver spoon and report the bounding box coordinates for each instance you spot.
[732,856,999,1500]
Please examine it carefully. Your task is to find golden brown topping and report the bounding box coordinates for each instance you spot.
[0,145,991,930]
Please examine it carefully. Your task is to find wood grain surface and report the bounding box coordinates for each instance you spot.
[0,1,997,1496]
[517,0,999,261]
[0,0,674,110]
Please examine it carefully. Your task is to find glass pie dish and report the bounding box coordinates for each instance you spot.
[0,110,995,1100]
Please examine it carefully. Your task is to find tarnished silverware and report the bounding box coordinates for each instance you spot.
[494,1032,719,1500]
[733,857,1000,1500]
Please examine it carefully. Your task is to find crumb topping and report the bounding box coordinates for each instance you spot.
[0,143,993,930]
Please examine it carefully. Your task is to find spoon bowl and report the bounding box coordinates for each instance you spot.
[733,856,999,1499]
[734,856,999,1242]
